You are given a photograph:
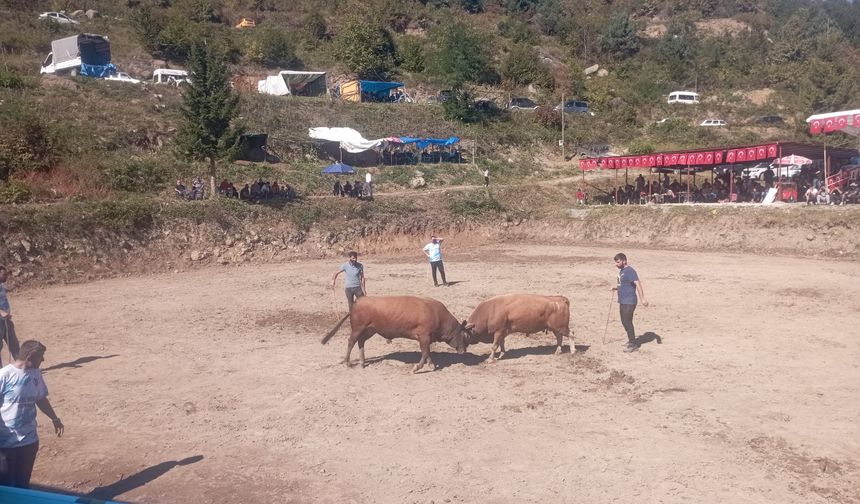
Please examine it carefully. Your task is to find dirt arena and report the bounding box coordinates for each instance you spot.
[11,244,860,503]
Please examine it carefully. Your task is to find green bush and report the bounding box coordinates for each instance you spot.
[333,16,397,79]
[305,12,327,41]
[501,44,554,88]
[428,21,498,86]
[0,68,26,89]
[398,36,425,73]
[104,158,168,193]
[0,117,55,181]
[442,88,480,123]
[0,180,32,204]
[246,27,298,68]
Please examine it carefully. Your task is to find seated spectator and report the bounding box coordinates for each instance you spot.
[576,188,586,205]
[272,181,280,195]
[353,180,363,198]
[226,183,238,199]
[239,184,251,201]
[816,187,830,205]
[175,180,187,199]
[219,179,230,194]
[343,181,352,197]
[191,177,205,200]
[333,180,342,196]
[250,180,261,201]
[284,184,296,201]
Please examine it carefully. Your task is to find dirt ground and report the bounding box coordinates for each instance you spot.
[10,244,860,503]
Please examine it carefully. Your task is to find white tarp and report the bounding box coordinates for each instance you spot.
[258,75,289,96]
[258,70,327,96]
[308,127,384,153]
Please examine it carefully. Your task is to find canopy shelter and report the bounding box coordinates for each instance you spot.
[258,70,327,96]
[339,80,404,103]
[396,136,460,150]
[806,109,860,137]
[321,162,355,175]
[579,141,857,171]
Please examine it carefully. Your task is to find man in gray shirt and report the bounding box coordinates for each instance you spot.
[0,265,20,365]
[331,251,366,311]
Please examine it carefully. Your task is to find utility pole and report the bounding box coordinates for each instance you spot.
[561,94,565,160]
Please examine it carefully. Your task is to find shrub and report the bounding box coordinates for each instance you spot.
[157,16,204,62]
[104,158,168,193]
[598,13,639,60]
[442,88,480,123]
[533,107,561,130]
[305,12,327,40]
[333,16,397,79]
[398,36,425,72]
[501,44,554,88]
[0,180,32,204]
[130,5,164,54]
[497,19,535,44]
[0,117,55,182]
[428,21,498,86]
[246,27,298,68]
[446,191,505,218]
[0,68,26,89]
[460,0,484,13]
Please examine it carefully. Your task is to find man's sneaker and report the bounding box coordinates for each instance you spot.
[623,342,640,353]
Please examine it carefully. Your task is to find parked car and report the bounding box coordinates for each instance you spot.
[104,72,141,84]
[744,163,802,179]
[668,91,700,104]
[152,68,190,86]
[38,12,79,24]
[700,119,727,127]
[554,100,594,115]
[509,97,538,110]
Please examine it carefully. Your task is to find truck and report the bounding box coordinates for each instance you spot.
[40,33,114,77]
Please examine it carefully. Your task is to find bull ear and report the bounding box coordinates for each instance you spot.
[462,320,474,330]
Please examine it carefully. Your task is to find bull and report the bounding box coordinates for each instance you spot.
[466,293,572,361]
[321,295,472,373]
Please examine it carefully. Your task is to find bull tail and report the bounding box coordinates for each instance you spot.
[321,312,351,345]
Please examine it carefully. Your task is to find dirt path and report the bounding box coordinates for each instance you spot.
[12,245,860,503]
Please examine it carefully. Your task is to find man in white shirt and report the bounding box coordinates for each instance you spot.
[365,171,373,198]
[422,236,447,287]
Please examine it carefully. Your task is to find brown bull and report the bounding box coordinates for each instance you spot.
[466,293,572,361]
[321,295,471,373]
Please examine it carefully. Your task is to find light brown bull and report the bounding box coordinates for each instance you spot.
[321,296,471,373]
[466,293,572,361]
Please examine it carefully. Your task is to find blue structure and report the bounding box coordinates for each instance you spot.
[0,485,121,504]
[321,162,355,175]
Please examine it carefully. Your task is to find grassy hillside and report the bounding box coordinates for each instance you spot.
[2,0,860,203]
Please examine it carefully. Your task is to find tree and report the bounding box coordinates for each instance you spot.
[175,43,242,198]
[428,22,498,86]
[500,44,553,88]
[333,16,397,79]
[246,27,298,68]
[598,13,639,60]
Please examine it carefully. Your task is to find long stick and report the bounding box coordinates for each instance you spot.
[602,289,615,345]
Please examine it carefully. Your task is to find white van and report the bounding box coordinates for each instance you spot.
[668,91,700,104]
[152,68,190,86]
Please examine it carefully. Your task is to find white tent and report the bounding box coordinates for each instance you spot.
[308,127,385,153]
[258,70,327,96]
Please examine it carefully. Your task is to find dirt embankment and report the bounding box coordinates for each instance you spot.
[1,202,858,287]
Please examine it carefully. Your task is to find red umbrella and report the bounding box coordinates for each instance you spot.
[774,154,813,165]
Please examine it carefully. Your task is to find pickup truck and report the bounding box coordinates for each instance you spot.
[41,33,113,77]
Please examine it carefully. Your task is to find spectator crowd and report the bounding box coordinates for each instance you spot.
[174,178,297,203]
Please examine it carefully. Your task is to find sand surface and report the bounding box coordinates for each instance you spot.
[11,245,860,503]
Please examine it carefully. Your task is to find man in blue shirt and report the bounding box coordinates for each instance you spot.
[331,252,366,311]
[611,253,647,352]
[0,266,19,366]
[422,236,447,287]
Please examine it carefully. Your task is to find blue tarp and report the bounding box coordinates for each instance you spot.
[359,80,403,98]
[398,136,460,150]
[0,485,121,504]
[321,162,355,174]
[80,63,116,78]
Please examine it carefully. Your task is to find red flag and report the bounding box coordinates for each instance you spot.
[854,114,860,127]
[678,153,688,165]
[737,149,747,162]
[579,160,586,170]
[714,151,723,164]
[824,118,837,132]
[767,144,778,157]
[836,115,848,131]
[621,158,628,168]
[756,146,767,160]
[648,155,656,166]
[726,150,736,163]
[809,119,823,135]
[747,148,756,160]
[670,154,679,165]
[696,153,705,164]
[705,152,714,164]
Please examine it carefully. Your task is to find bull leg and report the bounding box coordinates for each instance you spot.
[344,330,361,367]
[489,331,506,362]
[413,339,432,373]
[553,329,565,354]
[357,331,374,368]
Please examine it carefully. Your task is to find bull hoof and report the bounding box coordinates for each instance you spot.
[412,366,423,373]
[554,347,563,355]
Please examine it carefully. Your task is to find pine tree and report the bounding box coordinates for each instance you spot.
[175,43,241,198]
